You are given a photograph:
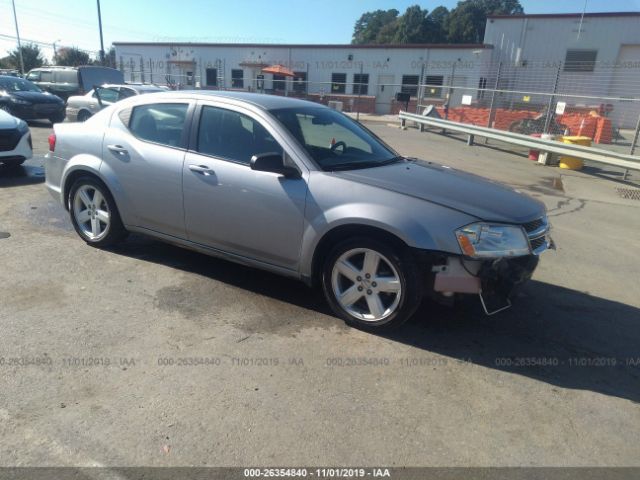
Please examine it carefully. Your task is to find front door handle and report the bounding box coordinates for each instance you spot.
[188,164,215,176]
[107,144,128,155]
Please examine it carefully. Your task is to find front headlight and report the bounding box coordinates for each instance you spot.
[17,120,29,134]
[455,222,531,258]
[10,97,31,105]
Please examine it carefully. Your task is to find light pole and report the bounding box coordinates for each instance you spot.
[97,0,105,64]
[52,39,61,60]
[11,0,25,74]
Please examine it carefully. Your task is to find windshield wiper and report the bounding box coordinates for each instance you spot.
[328,156,405,171]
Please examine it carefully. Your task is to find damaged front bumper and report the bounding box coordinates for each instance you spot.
[431,253,544,315]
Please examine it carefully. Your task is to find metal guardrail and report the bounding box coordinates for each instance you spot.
[398,111,640,173]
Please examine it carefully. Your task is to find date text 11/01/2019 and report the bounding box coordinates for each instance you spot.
[244,468,391,478]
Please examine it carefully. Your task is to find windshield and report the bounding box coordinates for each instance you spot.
[0,77,42,93]
[270,106,399,170]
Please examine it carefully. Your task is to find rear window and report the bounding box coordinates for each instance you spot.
[128,103,189,149]
[55,70,79,84]
[79,67,124,90]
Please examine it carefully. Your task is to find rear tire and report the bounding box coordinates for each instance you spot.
[77,110,91,122]
[321,237,423,331]
[69,176,127,247]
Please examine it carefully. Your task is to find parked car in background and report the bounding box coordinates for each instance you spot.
[25,66,124,101]
[45,91,552,330]
[0,109,32,167]
[0,75,65,124]
[66,84,165,122]
[0,69,21,77]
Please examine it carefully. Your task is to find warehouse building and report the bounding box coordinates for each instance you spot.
[112,42,491,114]
[114,11,640,123]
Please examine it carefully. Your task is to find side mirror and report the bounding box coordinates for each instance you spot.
[250,152,300,178]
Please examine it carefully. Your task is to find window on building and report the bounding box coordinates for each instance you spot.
[231,69,244,89]
[422,75,444,98]
[293,72,307,93]
[197,106,282,165]
[206,68,218,87]
[331,73,346,94]
[352,73,369,95]
[129,103,189,148]
[477,77,488,99]
[401,75,420,96]
[273,74,286,91]
[564,49,598,72]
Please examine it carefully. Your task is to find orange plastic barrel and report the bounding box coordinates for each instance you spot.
[529,133,542,161]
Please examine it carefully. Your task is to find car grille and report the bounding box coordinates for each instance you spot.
[521,216,549,255]
[0,129,21,152]
[34,104,59,115]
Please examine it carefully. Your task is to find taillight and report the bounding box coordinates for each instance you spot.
[48,133,56,152]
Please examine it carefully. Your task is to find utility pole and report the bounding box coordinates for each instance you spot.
[11,0,25,74]
[97,0,105,64]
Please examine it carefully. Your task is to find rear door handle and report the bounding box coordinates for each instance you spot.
[188,164,215,176]
[107,144,128,155]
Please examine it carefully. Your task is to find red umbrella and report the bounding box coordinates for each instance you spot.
[262,64,295,77]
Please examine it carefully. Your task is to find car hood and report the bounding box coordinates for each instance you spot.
[0,109,20,129]
[333,159,545,223]
[10,91,63,103]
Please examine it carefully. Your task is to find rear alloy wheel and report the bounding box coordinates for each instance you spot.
[69,177,127,247]
[322,238,423,331]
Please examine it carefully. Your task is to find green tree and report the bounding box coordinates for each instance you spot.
[447,0,524,43]
[394,5,429,44]
[54,46,90,67]
[352,9,399,44]
[6,43,45,72]
[427,6,450,43]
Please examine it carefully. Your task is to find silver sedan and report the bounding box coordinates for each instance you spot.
[45,91,551,330]
[65,84,164,122]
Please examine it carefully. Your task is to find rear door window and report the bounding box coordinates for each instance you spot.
[128,103,189,149]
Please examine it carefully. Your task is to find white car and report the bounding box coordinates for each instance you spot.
[0,109,32,167]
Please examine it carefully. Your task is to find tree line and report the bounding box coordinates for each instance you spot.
[0,44,117,72]
[352,0,524,45]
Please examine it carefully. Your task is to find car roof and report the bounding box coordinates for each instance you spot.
[135,90,323,111]
[100,83,163,92]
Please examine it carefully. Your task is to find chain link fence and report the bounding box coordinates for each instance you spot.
[119,57,640,157]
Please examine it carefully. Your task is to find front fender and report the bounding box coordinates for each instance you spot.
[299,199,474,279]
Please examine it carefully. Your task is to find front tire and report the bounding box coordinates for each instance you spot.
[322,237,423,331]
[49,112,65,124]
[69,176,127,247]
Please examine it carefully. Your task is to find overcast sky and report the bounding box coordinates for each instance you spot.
[1,0,639,62]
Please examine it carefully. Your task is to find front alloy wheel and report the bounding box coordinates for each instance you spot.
[322,238,422,330]
[69,176,127,247]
